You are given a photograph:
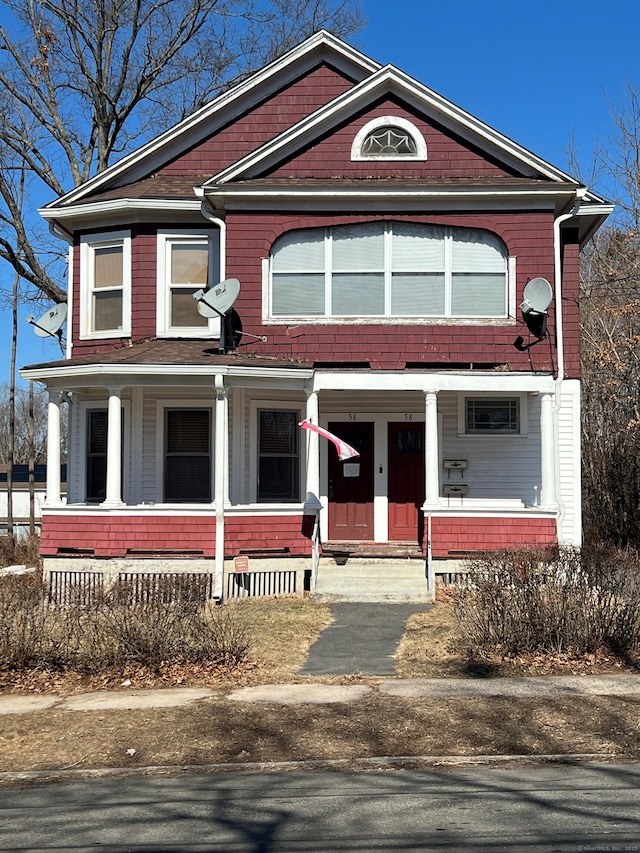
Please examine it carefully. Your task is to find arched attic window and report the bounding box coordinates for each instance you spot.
[351,116,427,161]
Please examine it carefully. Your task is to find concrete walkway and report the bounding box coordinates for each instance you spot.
[3,675,640,714]
[299,602,428,675]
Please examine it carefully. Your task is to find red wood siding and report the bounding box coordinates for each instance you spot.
[560,233,581,378]
[226,210,560,371]
[427,516,558,557]
[160,64,355,177]
[268,98,516,179]
[40,513,313,558]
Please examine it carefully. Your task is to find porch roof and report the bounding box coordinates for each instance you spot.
[22,338,311,371]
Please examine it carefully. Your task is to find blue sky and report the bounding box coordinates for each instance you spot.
[5,0,639,379]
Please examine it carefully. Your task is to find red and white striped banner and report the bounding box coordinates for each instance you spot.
[298,419,360,461]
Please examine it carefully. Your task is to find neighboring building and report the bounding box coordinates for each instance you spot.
[0,464,67,540]
[21,32,612,600]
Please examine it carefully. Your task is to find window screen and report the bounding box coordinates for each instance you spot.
[164,409,211,502]
[466,399,519,433]
[258,410,299,501]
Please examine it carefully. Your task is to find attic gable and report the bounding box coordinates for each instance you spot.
[204,65,581,187]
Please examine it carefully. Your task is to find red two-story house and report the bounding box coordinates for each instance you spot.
[23,31,612,602]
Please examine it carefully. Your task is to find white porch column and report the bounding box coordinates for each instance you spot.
[102,386,123,506]
[423,390,440,508]
[539,391,557,509]
[45,391,62,505]
[304,388,321,507]
[214,374,228,599]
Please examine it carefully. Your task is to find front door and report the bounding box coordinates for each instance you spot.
[327,421,374,541]
[388,422,425,543]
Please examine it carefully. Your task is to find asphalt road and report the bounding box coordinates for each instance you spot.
[1,761,640,851]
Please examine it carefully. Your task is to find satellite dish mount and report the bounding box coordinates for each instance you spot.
[514,277,553,352]
[26,303,67,349]
[193,278,266,354]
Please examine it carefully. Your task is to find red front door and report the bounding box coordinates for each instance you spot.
[388,422,425,543]
[327,422,374,541]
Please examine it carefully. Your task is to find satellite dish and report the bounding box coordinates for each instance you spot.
[26,303,68,338]
[194,278,240,318]
[520,277,552,315]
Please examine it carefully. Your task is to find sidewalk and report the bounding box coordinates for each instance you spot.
[3,674,640,715]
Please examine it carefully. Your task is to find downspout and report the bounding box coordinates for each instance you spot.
[214,374,227,600]
[200,202,226,279]
[552,187,587,544]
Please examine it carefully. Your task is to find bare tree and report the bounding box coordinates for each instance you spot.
[0,0,364,303]
[580,84,640,546]
[0,382,52,464]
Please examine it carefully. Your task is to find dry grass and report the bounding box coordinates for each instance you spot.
[224,596,333,682]
[395,598,462,678]
[3,595,640,775]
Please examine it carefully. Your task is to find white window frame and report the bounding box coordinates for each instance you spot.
[267,223,512,323]
[156,229,222,337]
[155,400,215,505]
[79,230,131,340]
[249,400,304,505]
[457,393,528,437]
[77,399,131,503]
[351,116,427,161]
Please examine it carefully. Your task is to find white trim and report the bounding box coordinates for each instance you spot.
[79,230,131,340]
[155,400,215,505]
[66,245,74,359]
[312,372,555,394]
[41,504,308,517]
[156,228,222,337]
[457,393,529,437]
[351,115,427,161]
[508,256,517,318]
[249,400,304,504]
[40,198,202,222]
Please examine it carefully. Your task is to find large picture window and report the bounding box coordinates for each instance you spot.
[80,231,131,338]
[270,223,508,321]
[164,409,211,502]
[258,410,300,502]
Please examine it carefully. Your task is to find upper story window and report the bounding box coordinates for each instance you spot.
[269,222,509,321]
[157,229,221,336]
[79,230,131,339]
[351,116,427,161]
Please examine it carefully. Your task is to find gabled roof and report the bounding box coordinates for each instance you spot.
[41,31,378,212]
[203,64,580,187]
[39,29,611,229]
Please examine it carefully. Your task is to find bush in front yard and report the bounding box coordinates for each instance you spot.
[453,545,640,660]
[0,572,250,675]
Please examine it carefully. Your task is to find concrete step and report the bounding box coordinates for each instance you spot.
[313,560,431,603]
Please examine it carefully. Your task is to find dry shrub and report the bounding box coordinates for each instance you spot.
[453,545,640,660]
[0,534,41,568]
[0,572,250,675]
